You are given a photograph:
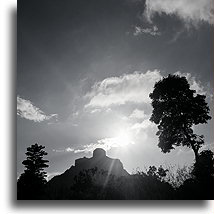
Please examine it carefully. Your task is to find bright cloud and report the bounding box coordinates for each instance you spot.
[74,140,122,154]
[90,109,102,114]
[85,70,162,108]
[66,147,74,152]
[17,96,58,122]
[73,136,135,154]
[133,25,161,36]
[130,109,149,120]
[131,119,155,133]
[57,128,136,154]
[53,147,74,153]
[174,72,211,97]
[144,0,214,26]
[69,118,155,154]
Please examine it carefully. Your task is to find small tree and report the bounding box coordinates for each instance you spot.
[149,74,211,162]
[17,143,49,199]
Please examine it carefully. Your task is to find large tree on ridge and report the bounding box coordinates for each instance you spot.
[149,74,211,162]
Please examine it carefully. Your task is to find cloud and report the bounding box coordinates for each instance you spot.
[133,25,161,36]
[53,141,117,154]
[90,109,102,114]
[69,117,155,155]
[73,136,135,154]
[130,119,156,133]
[53,147,74,153]
[144,0,214,26]
[174,72,212,97]
[17,96,58,122]
[66,147,74,152]
[56,126,137,154]
[130,109,149,120]
[85,70,162,108]
[73,141,117,154]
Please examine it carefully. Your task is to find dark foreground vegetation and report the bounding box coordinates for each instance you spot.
[17,144,214,200]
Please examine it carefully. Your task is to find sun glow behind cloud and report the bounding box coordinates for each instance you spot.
[53,117,155,156]
[96,128,135,150]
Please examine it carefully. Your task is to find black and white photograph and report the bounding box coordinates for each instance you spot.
[17,0,214,200]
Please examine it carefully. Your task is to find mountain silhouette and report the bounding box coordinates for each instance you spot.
[46,148,129,199]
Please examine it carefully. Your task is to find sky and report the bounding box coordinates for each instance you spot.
[17,0,214,178]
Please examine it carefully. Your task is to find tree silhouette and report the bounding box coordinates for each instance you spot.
[17,143,49,199]
[149,75,211,162]
[192,149,214,182]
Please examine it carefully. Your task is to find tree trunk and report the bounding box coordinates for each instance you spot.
[182,128,199,163]
[191,143,199,163]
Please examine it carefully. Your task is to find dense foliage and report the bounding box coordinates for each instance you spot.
[17,143,49,199]
[149,75,211,161]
